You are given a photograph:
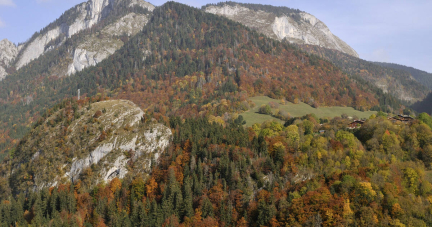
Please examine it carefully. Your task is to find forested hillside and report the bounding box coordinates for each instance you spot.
[2,98,432,226]
[375,62,432,90]
[298,44,429,103]
[412,93,432,115]
[2,2,432,226]
[0,2,383,159]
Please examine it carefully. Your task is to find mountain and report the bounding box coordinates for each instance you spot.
[0,0,384,159]
[0,0,155,80]
[374,62,432,90]
[3,2,432,226]
[203,2,359,58]
[202,2,429,104]
[5,98,171,193]
[299,44,429,103]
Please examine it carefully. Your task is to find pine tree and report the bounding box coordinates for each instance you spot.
[161,168,183,220]
[11,197,25,225]
[182,178,194,219]
[201,196,214,218]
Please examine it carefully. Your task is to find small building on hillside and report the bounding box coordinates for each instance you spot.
[388,115,414,124]
[347,120,365,129]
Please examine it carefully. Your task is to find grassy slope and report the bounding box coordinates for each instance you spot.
[242,96,377,126]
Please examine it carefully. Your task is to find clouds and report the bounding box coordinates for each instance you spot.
[0,0,15,7]
[0,18,4,27]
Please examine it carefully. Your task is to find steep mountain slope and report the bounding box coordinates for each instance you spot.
[5,99,171,193]
[0,2,383,159]
[375,62,432,90]
[299,44,429,103]
[0,39,18,80]
[202,2,429,104]
[411,93,432,114]
[203,2,359,58]
[1,0,154,80]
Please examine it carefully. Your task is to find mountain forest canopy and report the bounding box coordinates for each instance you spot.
[1,1,432,226]
[374,62,432,91]
[0,1,385,159]
[2,93,432,226]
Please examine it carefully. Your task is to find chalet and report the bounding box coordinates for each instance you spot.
[347,120,365,129]
[388,115,414,124]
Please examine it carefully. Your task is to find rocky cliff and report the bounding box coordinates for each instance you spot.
[4,0,154,79]
[7,99,171,192]
[0,39,18,80]
[204,3,359,58]
[67,12,150,75]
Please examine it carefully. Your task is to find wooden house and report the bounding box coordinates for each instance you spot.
[388,115,414,124]
[347,120,365,129]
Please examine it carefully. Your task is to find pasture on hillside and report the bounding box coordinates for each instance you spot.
[242,96,377,126]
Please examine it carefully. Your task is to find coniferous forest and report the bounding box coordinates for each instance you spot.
[1,1,432,227]
[2,97,432,226]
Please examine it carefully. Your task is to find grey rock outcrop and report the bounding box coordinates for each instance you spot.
[67,12,150,75]
[10,99,172,191]
[0,39,18,67]
[15,0,154,70]
[204,4,358,58]
[0,39,18,80]
[0,67,6,80]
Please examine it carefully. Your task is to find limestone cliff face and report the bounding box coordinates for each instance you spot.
[0,39,18,80]
[14,0,154,70]
[67,12,150,75]
[204,4,358,58]
[0,39,18,67]
[8,100,172,192]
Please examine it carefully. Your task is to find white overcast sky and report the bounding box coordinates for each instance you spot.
[0,0,431,73]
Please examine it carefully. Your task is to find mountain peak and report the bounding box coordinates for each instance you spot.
[14,0,154,70]
[204,2,359,58]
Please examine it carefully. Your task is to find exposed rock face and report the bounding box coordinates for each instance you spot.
[67,12,150,75]
[102,12,150,36]
[0,39,18,80]
[204,4,358,58]
[129,0,155,11]
[0,39,18,67]
[15,28,62,69]
[0,67,6,80]
[15,0,154,70]
[67,38,123,75]
[9,100,172,191]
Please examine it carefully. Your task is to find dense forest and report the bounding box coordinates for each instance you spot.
[2,2,432,226]
[412,93,432,115]
[0,2,385,160]
[374,62,432,90]
[2,95,432,226]
[298,44,429,105]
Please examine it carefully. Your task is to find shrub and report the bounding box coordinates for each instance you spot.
[268,101,279,109]
[258,104,272,115]
[93,110,102,118]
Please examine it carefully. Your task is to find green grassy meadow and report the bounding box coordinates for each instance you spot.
[241,96,377,126]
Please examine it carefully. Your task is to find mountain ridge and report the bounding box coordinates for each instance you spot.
[374,61,432,90]
[203,2,359,58]
[0,0,383,158]
[0,0,155,80]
